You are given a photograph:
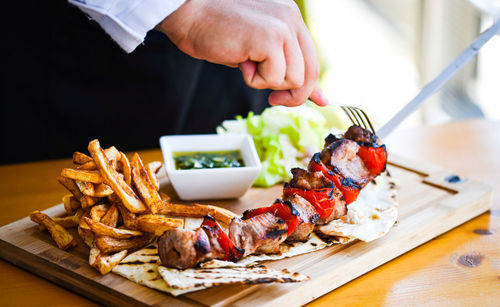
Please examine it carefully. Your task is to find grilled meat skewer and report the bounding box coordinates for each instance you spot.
[158,125,387,269]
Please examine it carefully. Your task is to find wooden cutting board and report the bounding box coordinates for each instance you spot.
[0,155,492,307]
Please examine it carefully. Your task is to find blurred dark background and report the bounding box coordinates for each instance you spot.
[1,0,270,164]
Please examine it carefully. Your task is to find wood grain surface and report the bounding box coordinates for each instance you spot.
[0,119,498,306]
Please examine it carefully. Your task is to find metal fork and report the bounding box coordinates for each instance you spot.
[341,106,377,136]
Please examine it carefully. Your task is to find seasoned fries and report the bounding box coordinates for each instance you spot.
[63,194,81,215]
[88,140,146,213]
[146,161,162,191]
[94,235,153,254]
[159,203,237,225]
[61,168,103,184]
[76,180,95,196]
[73,152,92,164]
[31,139,240,275]
[83,217,143,239]
[131,153,163,214]
[136,214,184,236]
[30,211,78,250]
[119,152,132,186]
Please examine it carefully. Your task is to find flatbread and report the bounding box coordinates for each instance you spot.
[315,171,398,241]
[158,265,309,291]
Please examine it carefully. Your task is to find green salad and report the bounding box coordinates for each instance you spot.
[217,102,349,187]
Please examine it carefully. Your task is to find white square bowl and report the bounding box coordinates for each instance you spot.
[159,134,261,200]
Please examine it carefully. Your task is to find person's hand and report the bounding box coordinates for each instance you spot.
[157,0,328,107]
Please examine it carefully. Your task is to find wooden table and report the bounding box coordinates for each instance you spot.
[0,119,498,306]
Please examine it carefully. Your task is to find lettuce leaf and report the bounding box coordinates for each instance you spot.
[217,102,348,187]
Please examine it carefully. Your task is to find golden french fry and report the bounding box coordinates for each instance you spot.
[90,204,110,222]
[61,168,103,184]
[83,217,143,239]
[30,211,78,250]
[131,153,162,214]
[77,160,97,170]
[159,203,237,225]
[104,146,120,162]
[94,183,113,197]
[119,152,132,186]
[100,205,119,227]
[108,194,140,230]
[136,214,184,236]
[145,161,162,191]
[78,209,93,246]
[73,152,92,165]
[90,247,128,275]
[80,195,99,209]
[75,180,95,196]
[94,235,153,254]
[38,209,83,231]
[88,140,146,213]
[63,194,81,215]
[159,192,171,203]
[57,176,83,200]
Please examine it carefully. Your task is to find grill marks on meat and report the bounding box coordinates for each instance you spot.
[315,188,347,225]
[289,168,333,190]
[158,228,222,269]
[284,194,319,242]
[229,213,288,257]
[320,139,371,187]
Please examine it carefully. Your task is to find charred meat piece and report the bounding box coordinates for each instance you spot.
[319,139,371,187]
[158,227,218,269]
[343,125,378,144]
[201,216,244,262]
[230,212,288,256]
[284,194,319,242]
[289,168,333,190]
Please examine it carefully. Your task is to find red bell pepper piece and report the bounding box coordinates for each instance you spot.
[356,145,387,176]
[201,215,244,262]
[283,187,334,219]
[308,153,361,204]
[242,200,302,236]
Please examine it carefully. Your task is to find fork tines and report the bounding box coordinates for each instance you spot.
[341,106,376,136]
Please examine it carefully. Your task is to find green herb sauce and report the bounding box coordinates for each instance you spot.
[173,150,245,170]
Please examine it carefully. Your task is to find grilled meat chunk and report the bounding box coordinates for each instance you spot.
[229,213,288,256]
[289,168,332,190]
[319,139,371,187]
[158,226,225,269]
[343,125,378,144]
[284,194,319,242]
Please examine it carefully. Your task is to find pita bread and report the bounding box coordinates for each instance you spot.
[158,265,309,291]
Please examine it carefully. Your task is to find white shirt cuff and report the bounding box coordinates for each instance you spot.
[69,0,186,53]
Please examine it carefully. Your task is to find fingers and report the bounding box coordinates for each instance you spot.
[268,26,325,107]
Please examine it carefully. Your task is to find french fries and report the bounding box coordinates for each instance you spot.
[89,246,127,274]
[131,153,163,214]
[76,180,95,196]
[159,203,237,225]
[88,140,146,213]
[119,152,132,186]
[57,176,83,200]
[63,194,81,215]
[100,205,119,227]
[83,217,143,239]
[136,214,184,236]
[146,161,162,191]
[73,152,92,164]
[61,168,103,184]
[31,139,241,275]
[94,235,153,254]
[30,211,78,250]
